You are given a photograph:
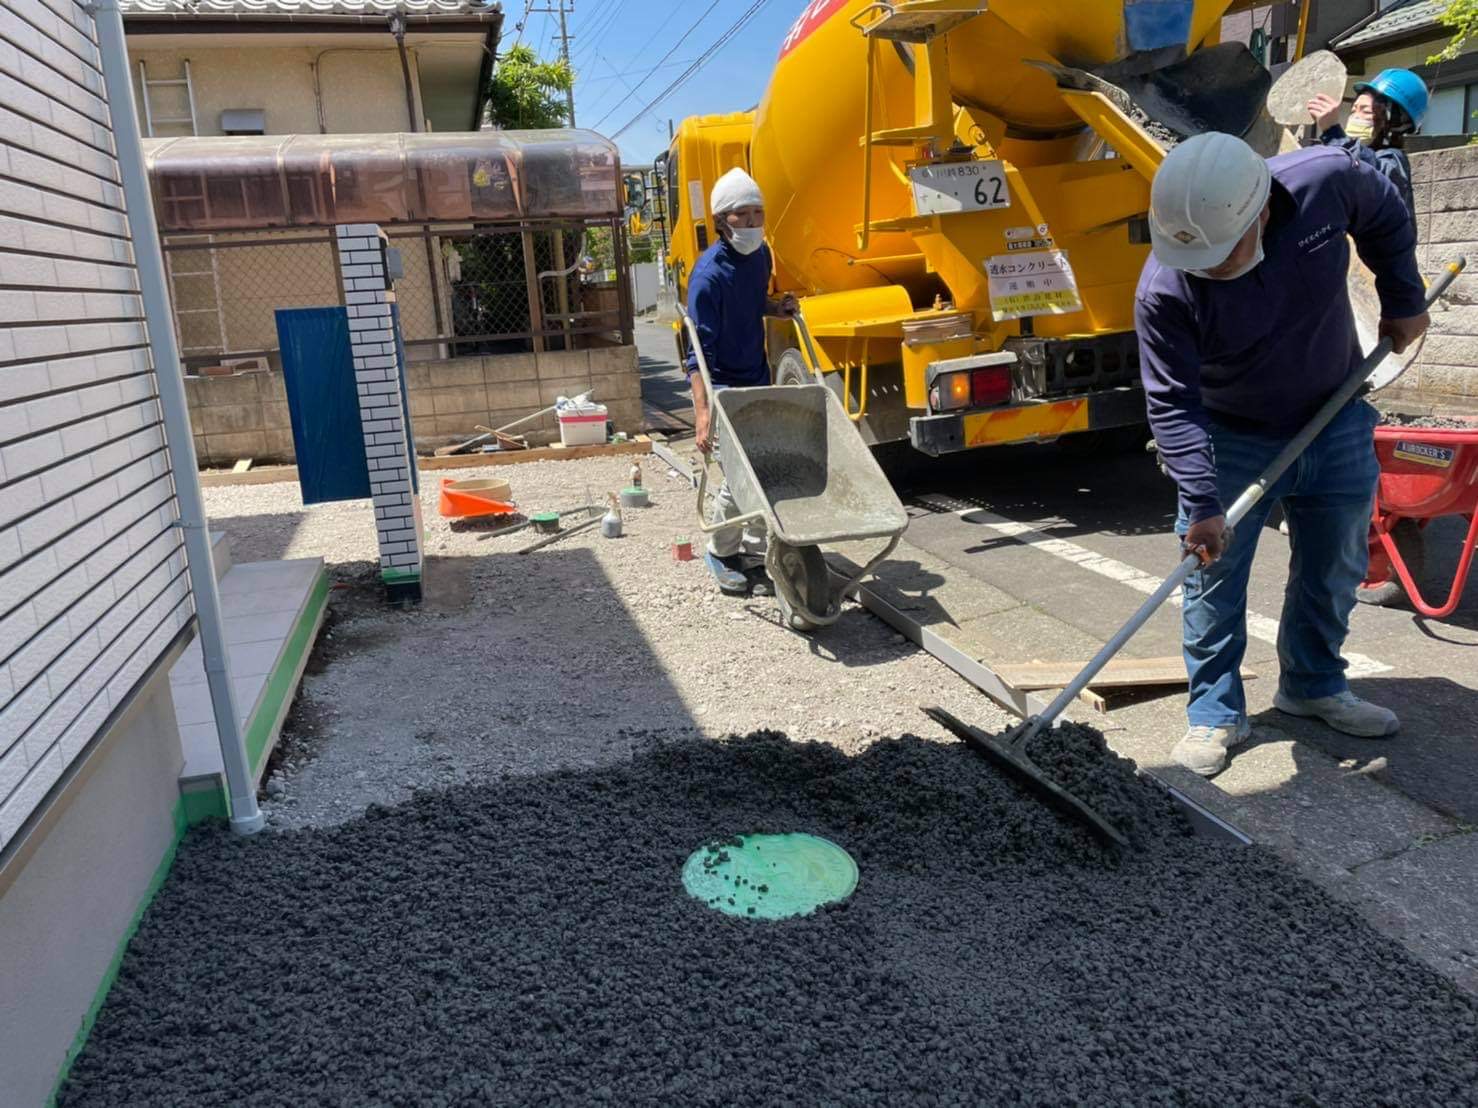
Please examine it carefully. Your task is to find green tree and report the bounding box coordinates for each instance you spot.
[1430,0,1478,63]
[485,44,573,130]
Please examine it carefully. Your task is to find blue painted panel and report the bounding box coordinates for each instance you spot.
[275,307,371,505]
[1124,0,1194,52]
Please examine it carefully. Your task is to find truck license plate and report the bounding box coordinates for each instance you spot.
[909,160,1010,216]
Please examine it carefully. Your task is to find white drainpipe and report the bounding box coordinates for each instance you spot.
[92,0,265,835]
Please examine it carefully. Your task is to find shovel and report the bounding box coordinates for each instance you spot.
[927,257,1467,849]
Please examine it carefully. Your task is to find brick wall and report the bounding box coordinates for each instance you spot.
[184,345,644,465]
[0,0,192,848]
[1390,148,1478,414]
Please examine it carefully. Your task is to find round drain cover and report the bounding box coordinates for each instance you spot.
[682,833,858,920]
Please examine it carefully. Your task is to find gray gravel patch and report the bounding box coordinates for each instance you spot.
[200,456,1014,830]
[59,728,1478,1107]
[1378,412,1478,430]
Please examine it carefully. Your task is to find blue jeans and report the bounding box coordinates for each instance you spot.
[1176,399,1379,728]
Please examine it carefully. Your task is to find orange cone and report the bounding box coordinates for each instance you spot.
[438,477,517,519]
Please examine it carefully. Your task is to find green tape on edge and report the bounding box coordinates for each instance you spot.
[48,798,189,1106]
[244,567,330,781]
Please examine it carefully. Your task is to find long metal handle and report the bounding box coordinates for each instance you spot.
[1019,257,1466,742]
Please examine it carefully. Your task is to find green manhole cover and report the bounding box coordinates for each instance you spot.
[682,833,858,920]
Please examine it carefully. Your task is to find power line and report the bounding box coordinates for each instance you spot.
[529,0,577,123]
[579,56,696,88]
[591,0,722,130]
[510,0,533,47]
[609,0,774,140]
[571,0,629,69]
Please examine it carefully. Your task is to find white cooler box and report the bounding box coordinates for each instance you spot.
[557,401,609,447]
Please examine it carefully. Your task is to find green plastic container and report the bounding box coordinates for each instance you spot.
[682,833,858,920]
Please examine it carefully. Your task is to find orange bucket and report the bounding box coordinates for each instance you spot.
[438,477,517,519]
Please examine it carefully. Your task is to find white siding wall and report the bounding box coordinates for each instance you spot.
[0,0,192,850]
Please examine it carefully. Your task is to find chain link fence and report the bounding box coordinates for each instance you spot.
[160,219,632,373]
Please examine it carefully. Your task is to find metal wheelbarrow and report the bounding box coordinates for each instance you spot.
[1359,417,1478,619]
[679,306,908,631]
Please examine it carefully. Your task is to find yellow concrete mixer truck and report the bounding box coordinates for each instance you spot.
[660,0,1276,455]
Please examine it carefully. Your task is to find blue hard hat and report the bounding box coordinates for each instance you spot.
[1355,68,1430,129]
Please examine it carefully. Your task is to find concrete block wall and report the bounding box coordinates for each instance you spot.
[406,344,644,446]
[184,344,644,465]
[1390,148,1478,414]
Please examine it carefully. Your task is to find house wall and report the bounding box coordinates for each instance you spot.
[0,679,188,1108]
[1384,146,1478,413]
[126,44,421,136]
[184,345,645,465]
[2,0,199,1101]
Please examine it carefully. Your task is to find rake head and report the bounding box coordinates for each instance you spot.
[924,707,1130,850]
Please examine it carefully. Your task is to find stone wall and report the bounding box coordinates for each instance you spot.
[1392,148,1478,414]
[184,345,643,466]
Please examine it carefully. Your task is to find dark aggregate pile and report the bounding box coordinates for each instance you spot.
[62,727,1478,1107]
[1127,104,1182,149]
[1379,411,1477,430]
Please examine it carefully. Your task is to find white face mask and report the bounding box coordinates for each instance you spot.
[727,226,765,255]
[1189,224,1265,281]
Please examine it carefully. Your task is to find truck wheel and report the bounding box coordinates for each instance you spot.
[775,348,814,387]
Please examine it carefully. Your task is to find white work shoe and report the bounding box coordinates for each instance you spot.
[1172,720,1251,777]
[1274,690,1400,738]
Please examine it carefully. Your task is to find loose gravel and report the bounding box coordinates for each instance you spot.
[60,729,1478,1107]
[1378,411,1478,430]
[203,455,1017,828]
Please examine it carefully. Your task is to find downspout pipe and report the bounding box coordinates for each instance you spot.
[91,0,265,837]
[389,13,422,132]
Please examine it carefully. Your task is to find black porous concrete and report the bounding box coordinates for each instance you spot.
[60,729,1478,1107]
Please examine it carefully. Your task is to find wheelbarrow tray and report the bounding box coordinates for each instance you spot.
[1373,421,1478,518]
[1367,419,1478,618]
[712,384,908,547]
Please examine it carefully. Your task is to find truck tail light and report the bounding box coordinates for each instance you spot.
[971,366,1011,408]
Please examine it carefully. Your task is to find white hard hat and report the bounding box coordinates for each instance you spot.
[710,167,764,215]
[1148,133,1271,271]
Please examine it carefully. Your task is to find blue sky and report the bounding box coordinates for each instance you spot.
[509,0,803,164]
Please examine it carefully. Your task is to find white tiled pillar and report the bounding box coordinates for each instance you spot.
[335,223,424,604]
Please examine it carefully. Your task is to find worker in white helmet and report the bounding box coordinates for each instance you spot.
[685,167,797,595]
[1136,133,1428,777]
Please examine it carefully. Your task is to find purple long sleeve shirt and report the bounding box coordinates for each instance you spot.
[1135,145,1425,525]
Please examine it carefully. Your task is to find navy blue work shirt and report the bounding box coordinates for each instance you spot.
[684,238,772,388]
[1319,124,1416,221]
[1136,145,1425,525]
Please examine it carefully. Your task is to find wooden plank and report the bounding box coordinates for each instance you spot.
[995,656,1255,692]
[199,438,653,488]
[418,437,651,472]
[199,465,297,488]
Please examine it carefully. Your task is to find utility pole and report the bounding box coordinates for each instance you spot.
[531,0,577,126]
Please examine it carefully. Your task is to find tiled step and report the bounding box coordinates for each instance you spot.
[169,557,328,817]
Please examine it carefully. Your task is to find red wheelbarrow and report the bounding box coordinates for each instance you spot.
[1360,418,1478,618]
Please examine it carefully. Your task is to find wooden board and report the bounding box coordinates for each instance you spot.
[994,656,1255,692]
[199,438,652,488]
[200,465,298,488]
[418,436,651,472]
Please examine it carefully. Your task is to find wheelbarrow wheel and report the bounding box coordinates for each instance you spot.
[774,348,814,387]
[1356,578,1405,607]
[771,541,832,633]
